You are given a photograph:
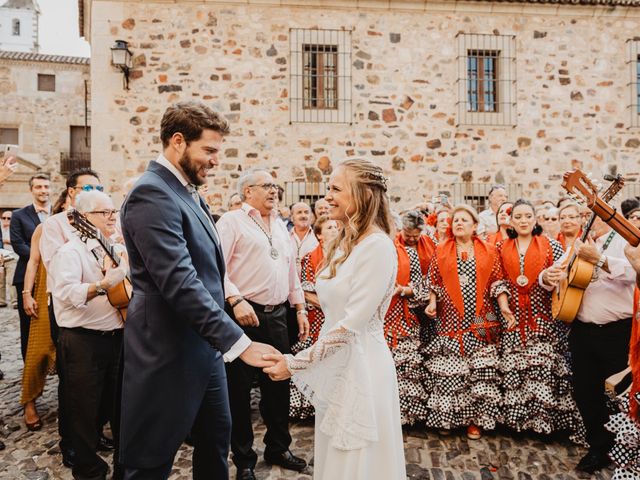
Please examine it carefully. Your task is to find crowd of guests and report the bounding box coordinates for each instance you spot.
[2,152,640,480]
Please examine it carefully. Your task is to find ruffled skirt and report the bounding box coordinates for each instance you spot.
[499,330,586,444]
[289,336,315,420]
[422,334,502,430]
[606,393,640,479]
[390,325,428,425]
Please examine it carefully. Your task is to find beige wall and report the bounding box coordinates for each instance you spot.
[87,0,640,210]
[0,58,89,208]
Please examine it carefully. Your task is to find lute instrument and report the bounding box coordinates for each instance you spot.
[67,208,132,322]
[551,172,625,322]
[561,170,640,248]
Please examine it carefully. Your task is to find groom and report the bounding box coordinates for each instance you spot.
[119,101,277,479]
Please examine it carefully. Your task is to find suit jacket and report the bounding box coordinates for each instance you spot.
[119,160,244,468]
[10,205,40,285]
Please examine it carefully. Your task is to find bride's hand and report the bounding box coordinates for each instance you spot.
[262,353,292,381]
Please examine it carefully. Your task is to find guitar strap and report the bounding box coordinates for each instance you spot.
[600,230,616,253]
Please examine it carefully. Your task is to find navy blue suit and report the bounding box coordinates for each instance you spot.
[119,161,244,478]
[10,204,41,360]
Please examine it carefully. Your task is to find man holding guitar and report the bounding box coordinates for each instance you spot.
[552,215,636,473]
[48,190,128,480]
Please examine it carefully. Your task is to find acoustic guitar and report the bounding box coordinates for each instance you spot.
[67,208,132,322]
[551,172,625,322]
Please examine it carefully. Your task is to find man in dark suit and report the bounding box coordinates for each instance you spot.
[119,101,277,480]
[10,173,51,360]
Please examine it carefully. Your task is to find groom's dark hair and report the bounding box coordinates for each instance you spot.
[160,101,230,148]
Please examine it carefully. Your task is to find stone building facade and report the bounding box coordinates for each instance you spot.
[80,0,640,210]
[0,50,90,208]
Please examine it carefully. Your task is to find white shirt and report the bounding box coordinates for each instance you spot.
[154,155,250,362]
[2,226,13,252]
[40,211,76,292]
[478,208,498,235]
[49,237,123,331]
[543,230,636,325]
[290,227,319,274]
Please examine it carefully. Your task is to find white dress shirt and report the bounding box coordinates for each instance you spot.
[290,227,319,274]
[49,237,123,331]
[154,156,250,362]
[542,230,636,325]
[478,208,498,235]
[40,211,77,292]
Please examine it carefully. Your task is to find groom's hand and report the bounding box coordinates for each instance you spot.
[263,353,292,381]
[239,342,279,368]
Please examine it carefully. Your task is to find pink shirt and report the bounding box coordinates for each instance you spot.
[217,203,304,306]
[40,211,76,292]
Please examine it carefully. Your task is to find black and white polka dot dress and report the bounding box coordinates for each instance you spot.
[606,393,640,479]
[422,251,507,430]
[496,239,586,444]
[384,246,429,425]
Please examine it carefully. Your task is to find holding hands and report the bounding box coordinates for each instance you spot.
[238,342,291,381]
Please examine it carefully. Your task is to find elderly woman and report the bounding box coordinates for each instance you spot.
[434,207,452,244]
[557,203,582,251]
[384,211,436,425]
[423,204,511,439]
[48,190,127,480]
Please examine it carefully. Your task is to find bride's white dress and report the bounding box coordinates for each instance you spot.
[285,233,407,479]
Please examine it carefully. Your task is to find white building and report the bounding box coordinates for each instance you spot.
[0,0,39,53]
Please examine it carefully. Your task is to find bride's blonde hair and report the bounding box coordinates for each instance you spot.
[322,158,393,279]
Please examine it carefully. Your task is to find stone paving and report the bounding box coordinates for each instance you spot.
[0,307,614,480]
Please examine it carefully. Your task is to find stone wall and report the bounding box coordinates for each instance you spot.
[0,57,89,208]
[87,0,640,210]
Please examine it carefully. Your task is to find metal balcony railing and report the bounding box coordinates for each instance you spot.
[60,152,91,175]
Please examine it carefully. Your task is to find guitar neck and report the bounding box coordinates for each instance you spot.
[592,199,640,247]
[95,230,121,266]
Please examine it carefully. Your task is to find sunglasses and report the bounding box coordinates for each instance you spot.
[75,184,104,192]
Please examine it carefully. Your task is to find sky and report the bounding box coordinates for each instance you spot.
[38,0,91,57]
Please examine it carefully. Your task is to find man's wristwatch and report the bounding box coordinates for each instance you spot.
[596,254,607,270]
[95,281,107,296]
[296,309,308,316]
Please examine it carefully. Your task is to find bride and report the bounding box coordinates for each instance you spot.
[263,158,407,479]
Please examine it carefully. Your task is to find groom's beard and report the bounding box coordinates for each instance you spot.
[178,149,204,186]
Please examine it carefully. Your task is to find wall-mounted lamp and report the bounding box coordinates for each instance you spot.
[111,40,133,90]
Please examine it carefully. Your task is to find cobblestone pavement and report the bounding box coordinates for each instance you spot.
[0,307,614,480]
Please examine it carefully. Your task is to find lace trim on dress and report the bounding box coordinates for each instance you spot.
[285,271,396,451]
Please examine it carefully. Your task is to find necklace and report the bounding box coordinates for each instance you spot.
[247,213,279,260]
[515,238,530,287]
[455,241,473,262]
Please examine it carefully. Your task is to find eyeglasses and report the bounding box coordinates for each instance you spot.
[249,183,279,192]
[88,209,119,218]
[559,215,580,221]
[75,184,104,192]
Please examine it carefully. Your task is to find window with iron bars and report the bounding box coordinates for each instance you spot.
[290,29,352,123]
[627,40,640,128]
[457,33,516,127]
[450,182,522,212]
[283,181,328,208]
